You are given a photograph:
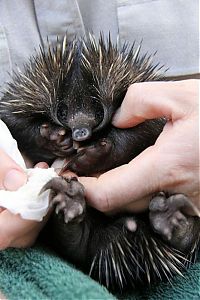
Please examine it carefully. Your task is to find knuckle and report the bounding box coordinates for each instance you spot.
[92,190,111,213]
[161,165,186,190]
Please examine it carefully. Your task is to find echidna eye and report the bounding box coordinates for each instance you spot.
[57,103,68,123]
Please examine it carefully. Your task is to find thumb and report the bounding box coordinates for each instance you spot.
[112,81,192,128]
[79,146,161,212]
[0,149,27,191]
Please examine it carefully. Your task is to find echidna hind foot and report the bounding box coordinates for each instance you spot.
[41,176,86,223]
[149,192,200,253]
[88,193,200,292]
[47,181,199,292]
[44,178,199,293]
[88,214,189,292]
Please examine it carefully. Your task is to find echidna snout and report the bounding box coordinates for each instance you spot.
[67,102,105,142]
[72,125,92,141]
[68,116,95,142]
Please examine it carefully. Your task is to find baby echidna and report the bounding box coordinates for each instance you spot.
[0,34,199,293]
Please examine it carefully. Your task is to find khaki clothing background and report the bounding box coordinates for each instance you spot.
[0,0,199,93]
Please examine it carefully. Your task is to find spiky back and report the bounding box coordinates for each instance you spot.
[0,34,164,122]
[89,219,199,292]
[80,34,164,109]
[0,36,76,118]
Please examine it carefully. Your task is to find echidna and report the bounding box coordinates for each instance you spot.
[0,34,199,293]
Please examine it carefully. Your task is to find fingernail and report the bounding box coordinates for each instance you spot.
[3,169,27,191]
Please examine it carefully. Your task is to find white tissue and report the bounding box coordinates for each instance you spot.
[0,120,62,221]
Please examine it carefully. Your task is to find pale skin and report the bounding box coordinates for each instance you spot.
[0,150,49,249]
[0,79,199,250]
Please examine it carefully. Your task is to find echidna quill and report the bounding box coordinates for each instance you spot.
[0,34,199,293]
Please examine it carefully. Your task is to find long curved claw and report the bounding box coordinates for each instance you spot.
[40,176,86,224]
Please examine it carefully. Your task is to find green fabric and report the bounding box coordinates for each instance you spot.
[0,245,199,300]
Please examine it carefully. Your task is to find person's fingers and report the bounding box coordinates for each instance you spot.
[0,161,51,250]
[0,149,27,191]
[81,113,199,214]
[0,291,5,299]
[79,146,162,212]
[0,209,47,249]
[112,80,197,128]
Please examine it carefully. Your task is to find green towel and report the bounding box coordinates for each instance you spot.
[0,244,199,300]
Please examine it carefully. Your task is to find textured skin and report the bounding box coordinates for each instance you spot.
[0,35,199,292]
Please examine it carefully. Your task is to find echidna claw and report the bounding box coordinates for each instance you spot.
[38,122,74,157]
[149,192,195,245]
[66,138,112,175]
[42,176,86,223]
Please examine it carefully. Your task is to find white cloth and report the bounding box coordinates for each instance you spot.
[0,120,59,221]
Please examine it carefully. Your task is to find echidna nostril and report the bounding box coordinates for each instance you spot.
[72,127,91,141]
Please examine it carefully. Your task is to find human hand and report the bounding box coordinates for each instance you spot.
[0,150,49,249]
[79,80,199,215]
[0,148,27,192]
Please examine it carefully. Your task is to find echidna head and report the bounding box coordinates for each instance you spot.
[56,78,114,142]
[0,34,163,149]
[55,34,134,143]
[63,33,163,143]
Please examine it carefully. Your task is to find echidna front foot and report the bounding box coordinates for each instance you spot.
[149,192,200,252]
[41,176,86,223]
[38,123,74,157]
[67,138,113,175]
